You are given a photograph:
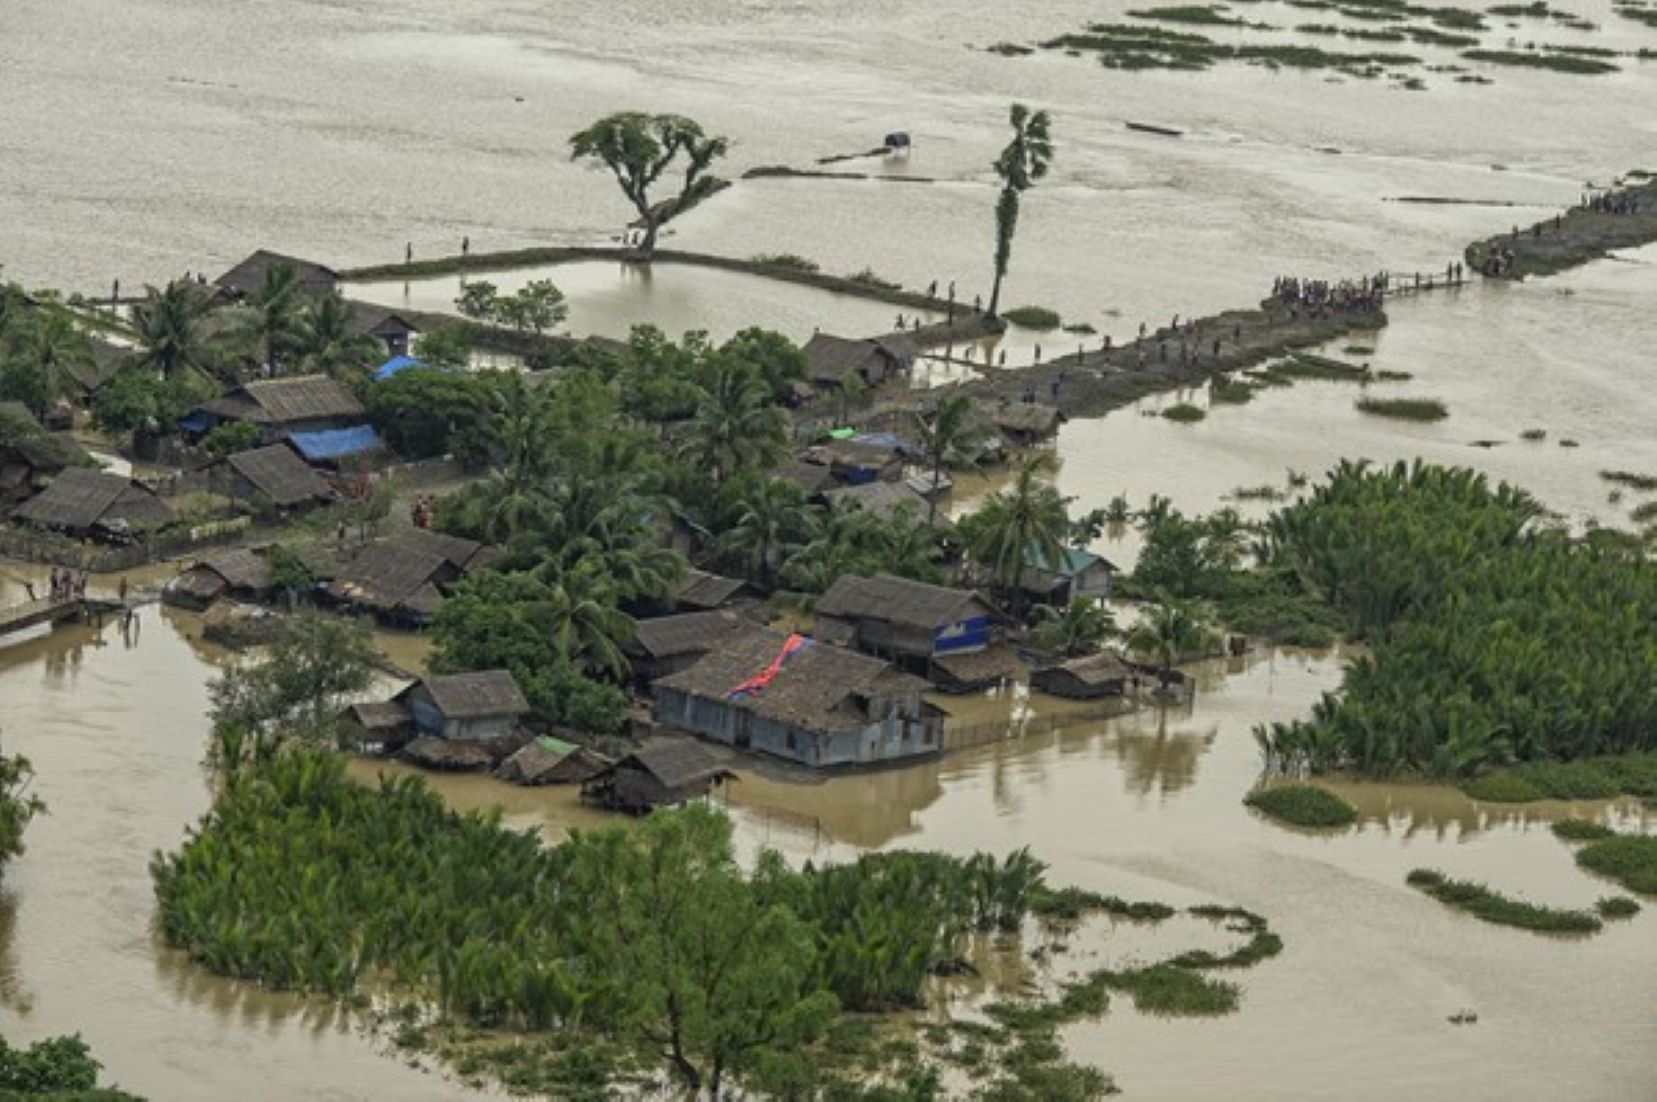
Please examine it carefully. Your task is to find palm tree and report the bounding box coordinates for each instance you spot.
[684,362,787,487]
[131,283,212,378]
[986,104,1054,320]
[5,311,93,419]
[1031,597,1117,657]
[720,477,819,587]
[963,452,1070,610]
[231,264,304,371]
[1125,593,1215,691]
[913,394,984,524]
[1136,493,1173,533]
[536,564,636,681]
[295,292,381,377]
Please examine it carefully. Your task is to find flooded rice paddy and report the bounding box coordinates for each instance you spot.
[3,0,1656,1096]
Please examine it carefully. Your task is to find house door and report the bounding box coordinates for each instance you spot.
[734,711,752,750]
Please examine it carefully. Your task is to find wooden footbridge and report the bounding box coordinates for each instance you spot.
[0,596,129,640]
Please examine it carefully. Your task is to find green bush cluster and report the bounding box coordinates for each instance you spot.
[1405,869,1602,933]
[1244,785,1359,828]
[1575,836,1657,894]
[1464,753,1657,803]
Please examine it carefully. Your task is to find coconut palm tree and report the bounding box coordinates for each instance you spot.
[684,362,787,487]
[131,282,213,379]
[534,564,636,681]
[231,264,304,371]
[986,104,1054,320]
[913,393,985,524]
[3,311,93,419]
[962,452,1070,610]
[295,292,382,377]
[720,476,820,587]
[1125,593,1215,691]
[1030,597,1117,657]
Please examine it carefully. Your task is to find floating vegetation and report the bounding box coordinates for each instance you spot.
[1129,3,1271,25]
[1355,396,1449,421]
[1406,25,1481,44]
[1560,438,1580,447]
[1405,869,1603,933]
[1467,754,1657,803]
[1371,369,1414,382]
[1519,427,1547,441]
[1575,835,1657,894]
[1161,402,1208,422]
[1616,3,1657,27]
[1210,379,1259,404]
[1298,21,1409,39]
[1003,305,1063,329]
[1062,321,1098,335]
[1600,470,1657,491]
[1596,896,1641,919]
[1552,819,1616,842]
[986,41,1037,56]
[1244,784,1359,827]
[1632,501,1657,525]
[1462,48,1620,73]
[1098,965,1239,1015]
[1231,483,1284,501]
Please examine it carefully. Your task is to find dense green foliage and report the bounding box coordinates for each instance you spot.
[363,367,500,463]
[1462,753,1657,802]
[1405,869,1602,934]
[986,104,1054,319]
[1551,819,1615,842]
[208,613,378,761]
[1256,461,1656,778]
[1353,396,1449,422]
[1574,835,1657,894]
[1160,402,1206,423]
[0,1033,140,1099]
[0,740,44,877]
[569,112,728,259]
[1243,784,1357,828]
[1001,306,1062,330]
[1595,896,1641,919]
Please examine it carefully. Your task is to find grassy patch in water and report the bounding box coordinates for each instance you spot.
[1405,25,1481,45]
[1463,752,1657,803]
[1129,3,1263,24]
[1596,896,1641,919]
[1245,784,1359,827]
[1030,886,1177,923]
[1161,402,1208,423]
[1519,427,1547,441]
[1371,369,1414,382]
[1575,835,1657,895]
[1631,501,1657,525]
[1552,818,1616,842]
[1355,396,1449,421]
[1462,48,1620,73]
[1405,869,1603,933]
[1600,469,1657,492]
[1230,483,1284,500]
[750,252,821,273]
[1003,305,1063,330]
[1211,379,1259,404]
[1062,321,1098,335]
[1100,964,1241,1015]
[846,267,904,293]
[986,41,1037,56]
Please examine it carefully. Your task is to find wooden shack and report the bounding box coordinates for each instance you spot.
[802,333,914,390]
[324,529,496,626]
[9,467,174,541]
[219,444,335,514]
[1031,651,1136,700]
[494,736,611,786]
[1019,546,1116,606]
[624,610,750,685]
[652,627,944,768]
[215,250,341,299]
[395,669,529,742]
[815,573,1001,669]
[823,480,945,527]
[188,375,366,445]
[164,547,277,609]
[580,739,735,814]
[674,569,750,612]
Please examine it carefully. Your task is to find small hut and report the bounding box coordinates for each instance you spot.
[220,444,335,514]
[10,467,174,541]
[580,739,735,814]
[1019,547,1116,607]
[625,610,750,685]
[674,569,749,612]
[982,401,1063,445]
[186,375,366,445]
[325,530,495,625]
[347,700,415,748]
[399,737,498,772]
[797,439,905,485]
[823,480,945,527]
[164,547,277,609]
[494,736,612,787]
[1032,652,1137,700]
[802,333,913,389]
[215,251,340,299]
[931,644,1026,694]
[395,670,529,743]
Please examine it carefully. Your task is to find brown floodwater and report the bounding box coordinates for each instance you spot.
[3,555,1652,1099]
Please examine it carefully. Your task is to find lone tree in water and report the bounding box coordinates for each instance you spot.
[569,112,729,262]
[986,104,1054,321]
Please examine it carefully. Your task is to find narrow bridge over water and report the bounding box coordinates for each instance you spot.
[0,596,129,640]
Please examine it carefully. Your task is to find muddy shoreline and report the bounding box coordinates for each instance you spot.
[1465,177,1657,280]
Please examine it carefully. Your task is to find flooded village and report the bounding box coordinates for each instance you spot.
[2,1,1656,1099]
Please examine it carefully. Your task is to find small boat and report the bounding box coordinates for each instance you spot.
[1125,121,1182,138]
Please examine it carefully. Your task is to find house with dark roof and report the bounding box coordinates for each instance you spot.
[10,467,174,541]
[163,547,278,609]
[1031,651,1137,700]
[61,339,126,400]
[323,529,496,626]
[814,573,1001,668]
[219,444,335,513]
[0,408,90,505]
[981,401,1064,445]
[797,438,905,486]
[215,251,340,299]
[674,569,750,612]
[624,610,751,684]
[823,480,945,527]
[495,736,612,787]
[394,670,529,742]
[653,625,944,768]
[1019,546,1116,606]
[343,302,421,359]
[187,375,366,445]
[803,333,915,389]
[580,739,736,814]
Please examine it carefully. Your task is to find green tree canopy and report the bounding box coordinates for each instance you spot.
[569,112,729,260]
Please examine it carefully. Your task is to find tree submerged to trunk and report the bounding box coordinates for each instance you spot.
[569,112,729,263]
[986,103,1055,321]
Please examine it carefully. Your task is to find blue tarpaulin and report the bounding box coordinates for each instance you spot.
[373,355,426,381]
[177,411,212,434]
[287,424,384,462]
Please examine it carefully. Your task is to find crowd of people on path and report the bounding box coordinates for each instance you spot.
[1271,274,1387,316]
[1584,189,1641,216]
[49,567,89,603]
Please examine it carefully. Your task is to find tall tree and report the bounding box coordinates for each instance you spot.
[986,104,1054,320]
[684,361,787,488]
[294,292,382,377]
[719,476,819,588]
[0,737,44,874]
[231,264,305,370]
[1,311,93,419]
[1125,593,1215,690]
[569,112,729,261]
[131,282,213,379]
[912,393,985,524]
[961,452,1071,609]
[208,612,378,754]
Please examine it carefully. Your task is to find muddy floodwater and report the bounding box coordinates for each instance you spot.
[4,0,1657,1097]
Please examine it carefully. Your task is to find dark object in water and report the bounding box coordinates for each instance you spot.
[1126,121,1182,137]
[884,131,912,150]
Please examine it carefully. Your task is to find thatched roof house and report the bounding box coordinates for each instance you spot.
[193,375,366,442]
[625,610,750,683]
[581,738,736,814]
[982,401,1064,444]
[823,480,945,527]
[495,736,612,787]
[675,569,749,611]
[1031,651,1137,700]
[0,410,89,504]
[395,670,529,742]
[324,529,495,625]
[653,626,943,768]
[61,339,126,398]
[775,460,837,495]
[931,643,1026,694]
[221,444,335,511]
[342,302,421,359]
[10,467,173,540]
[797,438,905,485]
[215,251,340,299]
[164,547,277,609]
[400,736,498,772]
[815,573,1000,666]
[803,333,914,388]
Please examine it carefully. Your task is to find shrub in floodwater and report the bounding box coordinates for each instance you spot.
[1002,306,1063,330]
[1230,483,1282,500]
[1519,428,1546,441]
[1100,965,1240,1015]
[846,268,903,292]
[1244,784,1358,828]
[1595,896,1641,919]
[1600,469,1657,492]
[1630,501,1657,525]
[1551,819,1615,842]
[1129,4,1260,24]
[1062,321,1097,335]
[1210,379,1258,404]
[1463,753,1657,803]
[1354,396,1449,421]
[1161,402,1207,423]
[1462,48,1619,73]
[1575,835,1657,895]
[1371,369,1414,382]
[1405,869,1603,933]
[751,252,821,273]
